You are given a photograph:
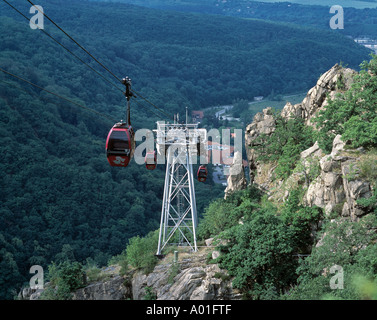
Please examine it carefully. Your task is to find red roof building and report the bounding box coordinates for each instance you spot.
[192,111,204,122]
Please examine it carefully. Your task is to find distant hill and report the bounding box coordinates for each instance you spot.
[99,0,377,37]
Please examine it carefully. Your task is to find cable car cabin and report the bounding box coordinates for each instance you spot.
[197,165,207,182]
[145,151,157,170]
[106,122,135,167]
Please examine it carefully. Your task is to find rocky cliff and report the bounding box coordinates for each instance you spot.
[98,245,239,300]
[21,244,240,301]
[224,151,248,199]
[130,245,240,300]
[244,64,374,220]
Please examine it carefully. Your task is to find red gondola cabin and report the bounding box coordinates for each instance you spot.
[145,151,157,170]
[197,165,207,182]
[106,122,135,167]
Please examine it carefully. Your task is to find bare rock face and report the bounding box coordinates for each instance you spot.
[300,141,322,160]
[24,251,239,301]
[20,265,133,300]
[280,64,356,126]
[245,107,276,185]
[73,275,131,300]
[18,287,43,300]
[305,135,347,212]
[224,151,247,199]
[304,135,373,220]
[132,249,240,300]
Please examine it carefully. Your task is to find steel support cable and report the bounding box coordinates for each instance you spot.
[131,88,175,122]
[0,67,117,123]
[2,0,124,94]
[26,0,123,85]
[0,69,163,128]
[132,98,167,121]
[26,0,175,123]
[4,0,172,124]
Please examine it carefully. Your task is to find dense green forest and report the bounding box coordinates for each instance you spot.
[108,0,377,38]
[3,0,370,107]
[0,0,372,299]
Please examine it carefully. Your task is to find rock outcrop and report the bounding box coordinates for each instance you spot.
[245,107,276,189]
[22,246,239,300]
[245,64,373,220]
[224,151,247,199]
[132,248,240,300]
[73,275,131,300]
[280,64,356,126]
[304,135,373,220]
[18,287,44,300]
[245,64,355,184]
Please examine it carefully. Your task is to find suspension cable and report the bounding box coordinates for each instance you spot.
[131,88,175,122]
[5,0,176,123]
[26,0,175,122]
[26,0,123,84]
[3,0,125,95]
[0,67,117,123]
[132,98,166,121]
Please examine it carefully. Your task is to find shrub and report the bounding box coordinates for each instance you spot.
[283,215,377,300]
[126,230,159,274]
[167,262,180,284]
[108,251,128,276]
[197,186,261,240]
[143,286,157,300]
[218,207,299,299]
[359,149,377,185]
[280,188,322,253]
[41,261,86,300]
[254,113,316,180]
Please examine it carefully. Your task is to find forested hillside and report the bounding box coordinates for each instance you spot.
[109,0,377,38]
[0,0,371,299]
[4,0,370,106]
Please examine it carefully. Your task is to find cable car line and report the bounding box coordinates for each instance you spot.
[2,0,124,95]
[26,0,123,85]
[25,0,175,123]
[5,0,176,141]
[132,98,168,121]
[0,67,117,123]
[11,1,205,254]
[5,0,173,123]
[131,88,175,122]
[0,7,167,127]
[0,69,164,132]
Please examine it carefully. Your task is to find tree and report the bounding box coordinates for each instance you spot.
[218,207,298,299]
[232,99,249,118]
[126,230,159,274]
[41,261,86,300]
[284,215,377,300]
[197,186,261,240]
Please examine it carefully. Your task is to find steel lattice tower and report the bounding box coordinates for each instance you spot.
[155,121,206,256]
